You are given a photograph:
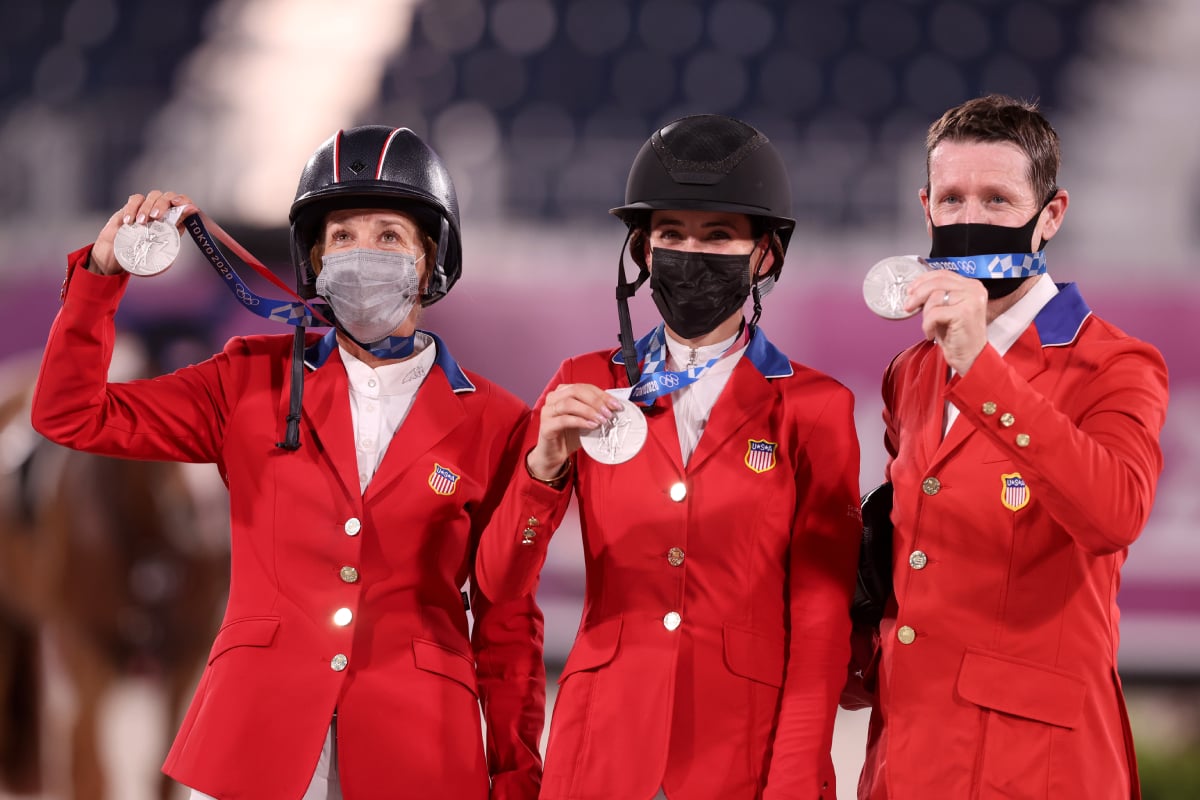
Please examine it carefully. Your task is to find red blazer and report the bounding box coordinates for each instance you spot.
[31,250,545,800]
[860,284,1168,800]
[478,327,861,800]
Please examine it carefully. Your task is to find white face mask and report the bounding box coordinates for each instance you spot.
[315,248,424,344]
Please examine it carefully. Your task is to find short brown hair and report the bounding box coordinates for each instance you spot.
[926,94,1060,204]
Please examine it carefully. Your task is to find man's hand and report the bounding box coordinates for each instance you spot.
[905,270,989,374]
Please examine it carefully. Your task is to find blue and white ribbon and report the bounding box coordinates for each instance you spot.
[629,324,747,407]
[924,251,1047,280]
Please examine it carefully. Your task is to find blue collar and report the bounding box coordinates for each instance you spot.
[305,329,476,393]
[1035,283,1092,347]
[612,324,793,380]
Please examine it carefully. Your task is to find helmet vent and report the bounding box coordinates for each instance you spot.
[651,115,765,185]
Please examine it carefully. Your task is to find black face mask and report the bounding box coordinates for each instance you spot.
[649,248,751,339]
[929,210,1044,300]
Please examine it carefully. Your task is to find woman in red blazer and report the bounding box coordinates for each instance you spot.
[31,126,544,800]
[477,114,862,800]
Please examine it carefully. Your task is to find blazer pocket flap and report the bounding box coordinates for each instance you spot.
[723,623,785,688]
[559,616,622,684]
[412,638,479,697]
[956,649,1086,729]
[207,616,280,664]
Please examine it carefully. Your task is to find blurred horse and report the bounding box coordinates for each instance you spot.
[0,343,229,800]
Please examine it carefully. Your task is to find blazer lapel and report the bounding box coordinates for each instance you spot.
[364,366,467,500]
[1004,325,1050,384]
[685,360,775,474]
[916,347,950,468]
[297,351,361,502]
[643,394,684,472]
[606,358,683,472]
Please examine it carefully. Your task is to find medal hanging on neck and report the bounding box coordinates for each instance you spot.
[582,324,748,466]
[628,323,749,407]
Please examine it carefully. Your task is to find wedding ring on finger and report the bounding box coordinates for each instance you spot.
[942,290,952,307]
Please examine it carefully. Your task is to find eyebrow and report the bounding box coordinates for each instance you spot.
[936,175,1027,194]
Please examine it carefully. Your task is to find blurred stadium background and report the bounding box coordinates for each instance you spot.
[0,0,1197,797]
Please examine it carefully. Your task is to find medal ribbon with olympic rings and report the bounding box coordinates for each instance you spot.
[178,211,417,360]
[628,323,750,407]
[179,211,333,327]
[924,250,1047,279]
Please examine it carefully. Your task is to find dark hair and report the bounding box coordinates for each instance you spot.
[925,94,1061,203]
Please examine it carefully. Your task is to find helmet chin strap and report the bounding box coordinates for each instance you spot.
[277,326,306,451]
[616,227,649,387]
[747,243,770,332]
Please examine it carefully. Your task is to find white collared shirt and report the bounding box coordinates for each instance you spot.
[944,273,1058,436]
[664,328,746,465]
[340,332,437,493]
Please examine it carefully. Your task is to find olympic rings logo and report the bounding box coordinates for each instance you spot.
[235,285,261,306]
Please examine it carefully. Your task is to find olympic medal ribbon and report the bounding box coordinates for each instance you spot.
[628,323,750,407]
[180,210,334,328]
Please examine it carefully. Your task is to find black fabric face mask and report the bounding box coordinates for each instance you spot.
[649,248,751,339]
[929,210,1044,300]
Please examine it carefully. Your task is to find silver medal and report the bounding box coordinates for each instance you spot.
[114,206,184,276]
[862,255,929,319]
[579,393,647,465]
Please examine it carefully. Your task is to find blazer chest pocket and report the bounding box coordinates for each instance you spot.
[956,648,1086,728]
[207,616,280,664]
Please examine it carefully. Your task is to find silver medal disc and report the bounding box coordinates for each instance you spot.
[114,207,184,276]
[579,394,648,465]
[863,255,929,319]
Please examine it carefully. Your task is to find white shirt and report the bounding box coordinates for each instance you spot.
[664,328,746,465]
[188,333,435,800]
[340,332,437,493]
[944,274,1058,436]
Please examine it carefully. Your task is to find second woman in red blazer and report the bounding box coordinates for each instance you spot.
[478,114,862,800]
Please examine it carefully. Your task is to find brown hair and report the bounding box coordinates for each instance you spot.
[925,94,1061,203]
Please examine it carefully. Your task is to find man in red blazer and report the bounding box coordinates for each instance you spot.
[32,126,544,799]
[856,95,1169,799]
[478,114,862,799]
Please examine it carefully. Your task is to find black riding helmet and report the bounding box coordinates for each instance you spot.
[611,114,795,280]
[276,126,461,452]
[289,125,462,305]
[610,115,795,385]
